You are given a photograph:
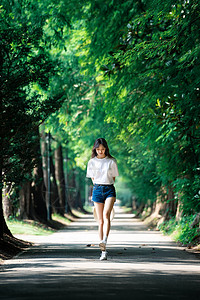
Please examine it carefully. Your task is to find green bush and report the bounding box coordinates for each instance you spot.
[158,215,199,246]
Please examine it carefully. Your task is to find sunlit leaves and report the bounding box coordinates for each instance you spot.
[80,0,200,211]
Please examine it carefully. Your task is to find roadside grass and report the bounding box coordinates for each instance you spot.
[83,205,93,213]
[52,213,71,226]
[7,219,55,235]
[6,206,133,237]
[6,209,93,236]
[121,207,134,213]
[7,213,71,236]
[158,215,200,246]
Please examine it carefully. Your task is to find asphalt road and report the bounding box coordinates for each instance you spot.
[0,206,200,300]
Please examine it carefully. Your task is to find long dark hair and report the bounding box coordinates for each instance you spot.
[91,138,113,158]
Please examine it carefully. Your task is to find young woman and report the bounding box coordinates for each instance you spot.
[86,138,119,260]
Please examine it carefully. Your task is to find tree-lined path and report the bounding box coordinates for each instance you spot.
[1,0,200,265]
[0,206,200,300]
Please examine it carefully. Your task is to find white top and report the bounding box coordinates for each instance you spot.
[86,156,119,185]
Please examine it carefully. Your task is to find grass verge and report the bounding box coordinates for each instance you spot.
[158,215,200,247]
[7,213,72,236]
[7,219,56,236]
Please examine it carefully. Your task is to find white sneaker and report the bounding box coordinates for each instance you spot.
[99,240,106,251]
[100,251,107,261]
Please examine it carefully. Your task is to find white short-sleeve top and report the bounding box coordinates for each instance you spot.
[86,156,119,185]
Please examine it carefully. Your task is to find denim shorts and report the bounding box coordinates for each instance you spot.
[92,184,116,204]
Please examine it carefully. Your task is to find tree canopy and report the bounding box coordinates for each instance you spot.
[1,0,200,235]
[73,0,200,213]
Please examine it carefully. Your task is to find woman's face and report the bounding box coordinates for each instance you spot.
[96,144,106,158]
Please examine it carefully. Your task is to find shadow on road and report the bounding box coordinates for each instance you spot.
[1,208,200,300]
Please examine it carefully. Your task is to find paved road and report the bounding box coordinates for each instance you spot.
[0,206,200,300]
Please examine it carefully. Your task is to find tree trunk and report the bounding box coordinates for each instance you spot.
[67,169,77,209]
[144,188,166,227]
[50,155,60,214]
[31,127,48,222]
[135,202,145,217]
[176,197,183,221]
[75,170,84,210]
[0,96,4,237]
[41,128,48,191]
[40,127,52,220]
[74,170,79,209]
[54,144,66,215]
[17,127,48,223]
[0,167,5,238]
[162,185,177,220]
[77,190,83,210]
[2,183,12,219]
[156,185,177,227]
[0,182,13,238]
[0,102,12,237]
[19,181,32,220]
[32,161,47,222]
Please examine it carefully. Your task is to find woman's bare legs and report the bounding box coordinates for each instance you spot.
[103,197,115,238]
[94,202,104,240]
[94,197,115,242]
[94,198,115,260]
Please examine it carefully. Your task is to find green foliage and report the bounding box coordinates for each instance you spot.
[158,215,200,246]
[115,177,133,207]
[78,0,200,212]
[40,0,200,214]
[0,0,69,187]
[1,0,200,222]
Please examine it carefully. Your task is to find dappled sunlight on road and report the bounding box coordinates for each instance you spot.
[1,207,200,300]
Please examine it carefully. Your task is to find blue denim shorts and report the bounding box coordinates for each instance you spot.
[92,184,116,204]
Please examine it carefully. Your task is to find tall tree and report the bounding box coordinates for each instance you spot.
[0,0,67,237]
